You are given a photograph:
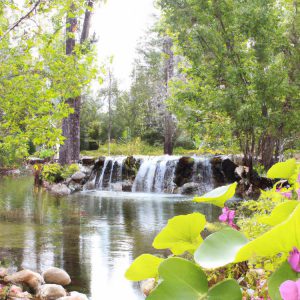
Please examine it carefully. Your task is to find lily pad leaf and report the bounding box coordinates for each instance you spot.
[267,159,297,179]
[193,182,238,207]
[194,227,248,269]
[152,213,206,255]
[268,261,299,300]
[235,204,300,263]
[125,254,164,281]
[147,257,208,300]
[207,279,242,300]
[260,201,299,226]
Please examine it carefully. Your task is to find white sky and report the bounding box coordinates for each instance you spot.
[92,0,159,90]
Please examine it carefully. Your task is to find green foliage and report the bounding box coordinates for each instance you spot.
[61,163,79,179]
[42,163,63,183]
[0,0,99,167]
[147,258,241,300]
[193,182,238,207]
[37,149,55,159]
[267,159,297,179]
[152,213,206,255]
[194,227,248,269]
[125,254,164,281]
[157,0,300,165]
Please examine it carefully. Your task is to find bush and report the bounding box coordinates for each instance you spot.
[61,164,80,179]
[42,163,63,183]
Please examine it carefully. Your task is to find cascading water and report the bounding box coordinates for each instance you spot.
[96,156,126,190]
[91,155,217,194]
[132,156,179,193]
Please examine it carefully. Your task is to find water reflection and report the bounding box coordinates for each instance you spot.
[0,176,220,299]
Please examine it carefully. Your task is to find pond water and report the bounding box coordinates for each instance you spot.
[0,176,221,299]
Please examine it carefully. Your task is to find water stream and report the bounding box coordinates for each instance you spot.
[0,176,220,299]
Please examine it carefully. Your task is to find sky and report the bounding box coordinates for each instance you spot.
[92,0,159,90]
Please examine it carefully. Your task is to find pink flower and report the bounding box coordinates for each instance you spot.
[276,188,292,199]
[297,189,300,201]
[219,207,238,229]
[297,174,300,183]
[288,247,300,272]
[280,279,300,300]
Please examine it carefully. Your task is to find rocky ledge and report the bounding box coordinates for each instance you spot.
[0,266,88,300]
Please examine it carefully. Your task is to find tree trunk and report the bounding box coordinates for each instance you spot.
[59,1,94,164]
[163,36,175,155]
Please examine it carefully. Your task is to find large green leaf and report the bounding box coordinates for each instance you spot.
[207,279,242,300]
[194,227,248,268]
[125,254,164,281]
[267,159,297,179]
[147,257,208,300]
[152,213,206,255]
[260,201,299,226]
[268,261,299,300]
[193,182,238,207]
[235,204,300,262]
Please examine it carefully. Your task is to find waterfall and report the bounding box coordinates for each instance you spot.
[96,156,126,191]
[90,154,216,194]
[132,156,179,193]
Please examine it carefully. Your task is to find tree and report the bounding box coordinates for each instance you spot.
[59,0,96,164]
[158,0,300,168]
[0,1,97,166]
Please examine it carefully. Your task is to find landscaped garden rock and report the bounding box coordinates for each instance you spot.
[49,184,71,196]
[38,284,67,300]
[4,269,44,290]
[179,182,202,195]
[43,267,71,286]
[71,172,86,183]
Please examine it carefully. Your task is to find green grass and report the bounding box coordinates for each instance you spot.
[81,140,238,157]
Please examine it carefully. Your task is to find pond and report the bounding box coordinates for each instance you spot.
[0,176,221,299]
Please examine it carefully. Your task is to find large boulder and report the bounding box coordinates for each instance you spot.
[80,156,95,166]
[68,181,83,193]
[39,284,67,300]
[71,172,86,183]
[174,157,195,187]
[49,184,71,196]
[43,267,71,286]
[4,269,44,290]
[180,182,202,195]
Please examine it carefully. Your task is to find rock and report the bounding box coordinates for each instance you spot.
[174,157,195,187]
[180,182,202,195]
[4,270,44,290]
[38,284,67,300]
[68,181,83,193]
[5,169,21,175]
[141,278,156,297]
[122,180,133,192]
[81,156,95,166]
[58,291,88,300]
[8,285,32,299]
[43,267,71,286]
[49,184,71,196]
[0,267,8,277]
[83,181,95,190]
[71,172,86,183]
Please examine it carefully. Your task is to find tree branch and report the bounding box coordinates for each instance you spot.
[0,0,42,41]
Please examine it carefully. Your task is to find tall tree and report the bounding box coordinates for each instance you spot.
[158,0,300,168]
[163,36,176,155]
[59,0,95,164]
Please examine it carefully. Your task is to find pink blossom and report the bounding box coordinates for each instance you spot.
[219,207,238,229]
[297,189,300,201]
[288,247,300,272]
[276,188,292,199]
[280,279,300,300]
